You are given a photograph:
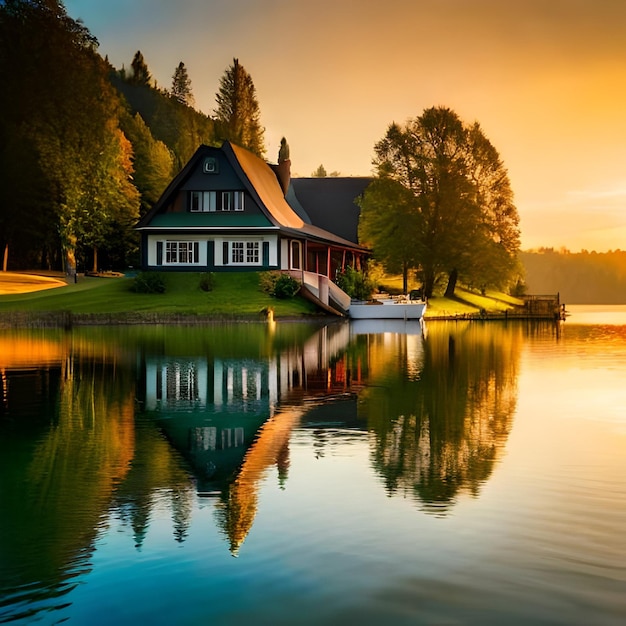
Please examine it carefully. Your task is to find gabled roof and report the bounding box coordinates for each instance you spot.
[288,177,373,245]
[136,142,305,231]
[135,142,369,252]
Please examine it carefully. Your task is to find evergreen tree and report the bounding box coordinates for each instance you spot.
[171,61,194,107]
[214,58,265,157]
[130,50,151,86]
[312,164,327,177]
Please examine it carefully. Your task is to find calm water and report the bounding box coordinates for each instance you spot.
[1,309,625,625]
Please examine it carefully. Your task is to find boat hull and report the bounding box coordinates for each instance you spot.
[348,301,426,320]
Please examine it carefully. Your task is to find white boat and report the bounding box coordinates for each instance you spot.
[348,297,427,320]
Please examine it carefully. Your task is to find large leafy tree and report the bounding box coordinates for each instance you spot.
[358,178,420,294]
[214,58,265,157]
[360,106,520,298]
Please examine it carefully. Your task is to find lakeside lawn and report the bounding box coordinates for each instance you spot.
[377,274,523,317]
[0,272,320,318]
[0,270,522,320]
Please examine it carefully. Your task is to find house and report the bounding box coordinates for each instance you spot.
[135,142,370,284]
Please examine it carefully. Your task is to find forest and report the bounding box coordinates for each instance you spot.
[2,1,620,306]
[0,0,264,273]
[521,249,626,304]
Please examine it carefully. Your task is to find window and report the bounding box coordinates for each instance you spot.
[164,241,199,264]
[246,242,259,263]
[190,191,201,212]
[222,191,244,211]
[290,240,301,269]
[189,191,216,212]
[203,157,218,174]
[189,190,243,212]
[231,242,244,263]
[226,241,260,265]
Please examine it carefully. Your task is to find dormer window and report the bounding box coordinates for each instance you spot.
[203,157,218,174]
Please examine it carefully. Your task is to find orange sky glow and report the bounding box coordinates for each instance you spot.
[64,0,626,252]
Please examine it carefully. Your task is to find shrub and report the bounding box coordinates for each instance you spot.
[259,271,279,294]
[336,266,376,300]
[259,271,300,299]
[199,272,215,292]
[130,271,166,294]
[273,273,300,299]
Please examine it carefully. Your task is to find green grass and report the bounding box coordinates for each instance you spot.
[424,288,523,318]
[375,273,523,318]
[0,272,320,318]
[0,270,525,322]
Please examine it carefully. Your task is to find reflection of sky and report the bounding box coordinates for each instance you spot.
[4,320,626,623]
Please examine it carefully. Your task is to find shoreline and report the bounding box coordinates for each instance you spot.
[0,310,564,328]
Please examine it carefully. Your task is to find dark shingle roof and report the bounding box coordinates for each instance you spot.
[288,177,372,245]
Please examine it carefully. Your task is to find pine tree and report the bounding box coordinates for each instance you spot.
[171,61,194,107]
[130,50,151,86]
[214,58,265,157]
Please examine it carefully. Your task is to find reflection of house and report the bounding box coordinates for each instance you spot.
[138,323,357,552]
[140,323,353,485]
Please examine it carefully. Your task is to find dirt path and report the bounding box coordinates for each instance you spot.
[0,272,67,295]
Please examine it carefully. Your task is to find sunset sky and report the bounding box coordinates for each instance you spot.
[63,0,626,252]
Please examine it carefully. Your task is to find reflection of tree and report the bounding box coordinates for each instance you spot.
[213,408,303,555]
[364,322,522,514]
[0,352,136,620]
[110,419,194,548]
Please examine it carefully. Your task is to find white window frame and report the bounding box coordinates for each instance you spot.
[227,240,260,266]
[246,241,259,264]
[189,191,217,212]
[231,242,244,264]
[164,241,198,264]
[190,190,243,212]
[221,191,244,212]
[233,191,244,211]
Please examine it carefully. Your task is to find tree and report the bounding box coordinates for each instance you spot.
[214,58,265,157]
[363,106,520,298]
[0,0,141,273]
[358,178,420,294]
[122,112,174,214]
[130,50,151,86]
[312,164,340,177]
[78,126,140,272]
[171,61,194,107]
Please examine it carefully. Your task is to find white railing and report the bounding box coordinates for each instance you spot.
[288,270,351,313]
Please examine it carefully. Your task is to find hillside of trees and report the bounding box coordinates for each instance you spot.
[521,249,626,304]
[0,1,265,273]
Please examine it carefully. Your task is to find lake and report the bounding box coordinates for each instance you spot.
[1,308,625,625]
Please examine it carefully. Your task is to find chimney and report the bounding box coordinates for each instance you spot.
[271,137,291,196]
